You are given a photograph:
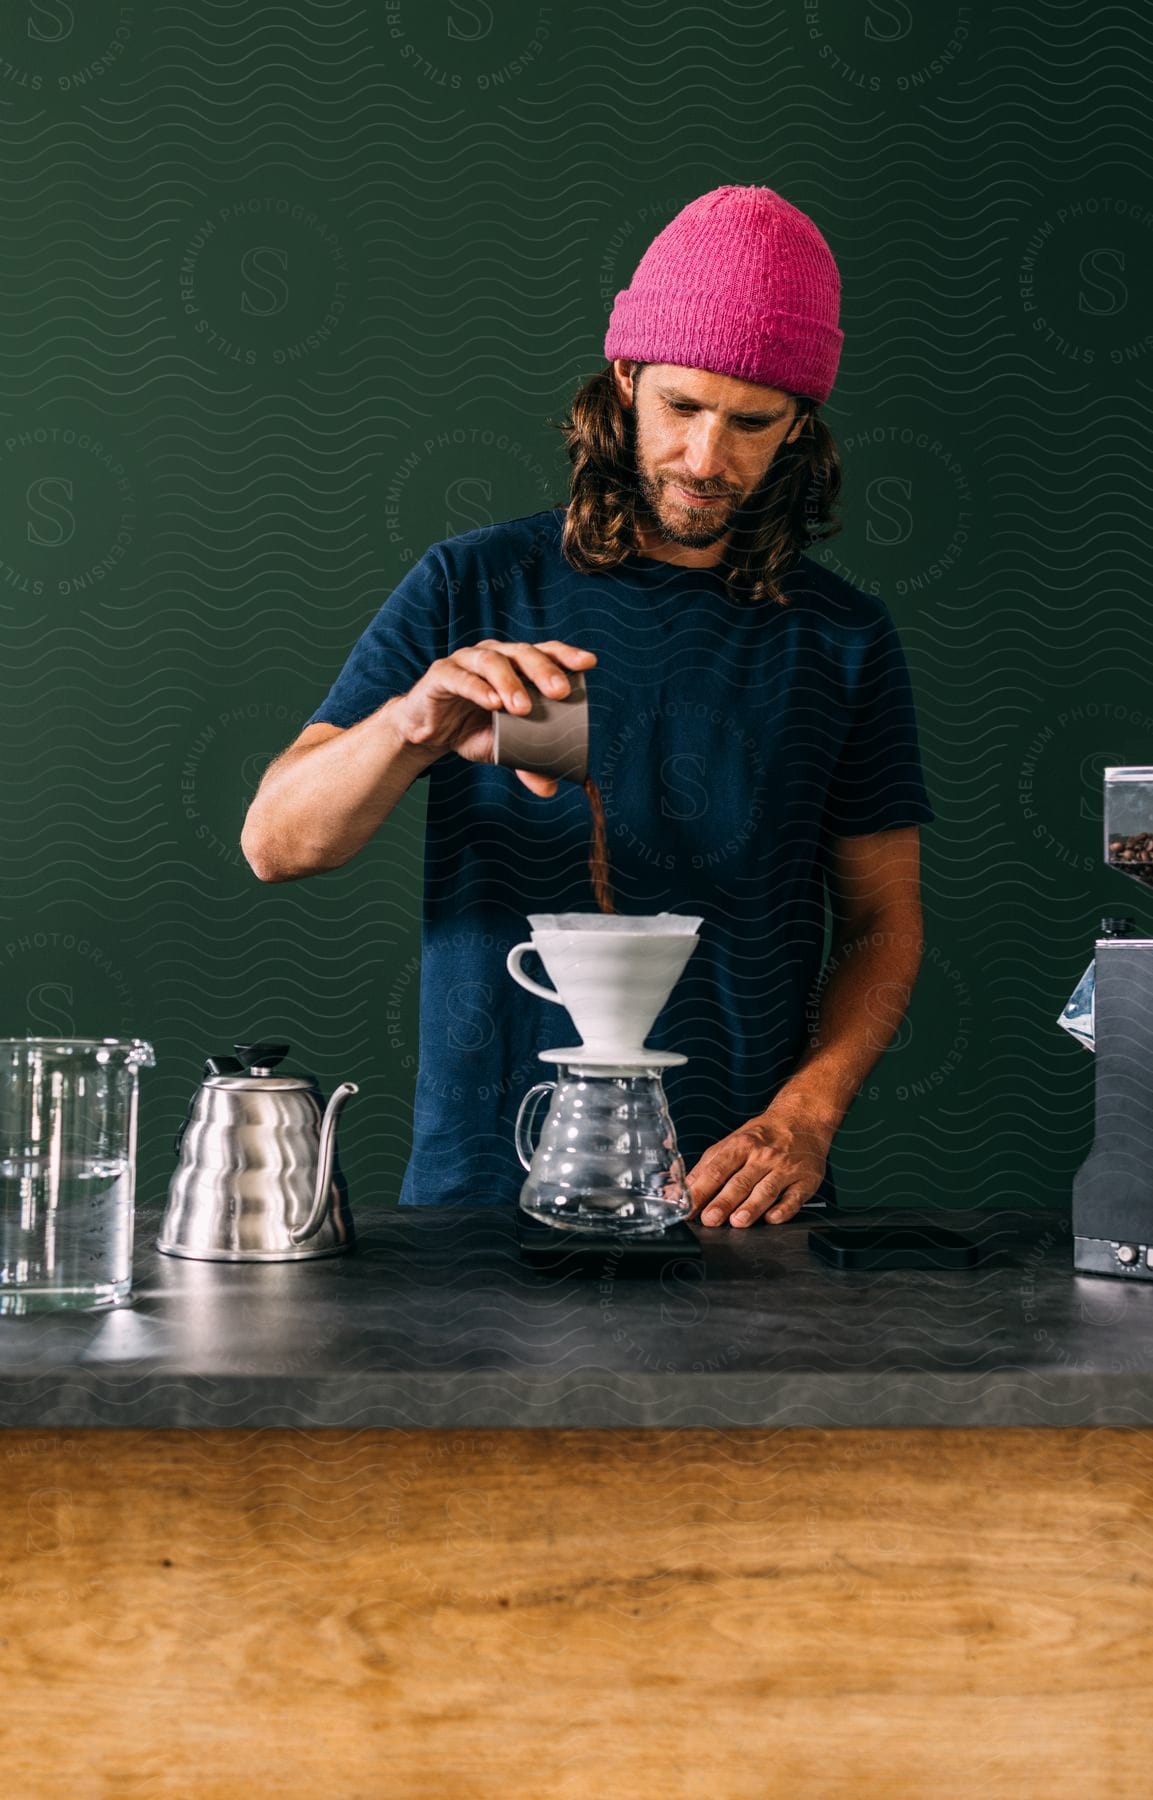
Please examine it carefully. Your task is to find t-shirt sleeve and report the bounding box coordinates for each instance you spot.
[303,547,450,778]
[820,605,935,837]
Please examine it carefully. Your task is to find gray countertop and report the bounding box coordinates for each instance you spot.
[2,1203,1152,1429]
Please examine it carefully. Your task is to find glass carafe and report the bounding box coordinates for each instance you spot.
[0,1036,155,1314]
[515,1060,692,1236]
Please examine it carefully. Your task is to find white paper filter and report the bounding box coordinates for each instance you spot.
[527,912,703,934]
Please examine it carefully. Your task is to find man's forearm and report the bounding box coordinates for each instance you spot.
[768,913,924,1131]
[241,698,442,881]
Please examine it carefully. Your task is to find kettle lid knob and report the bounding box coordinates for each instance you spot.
[234,1040,290,1073]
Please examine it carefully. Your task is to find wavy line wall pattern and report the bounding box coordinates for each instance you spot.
[0,0,1148,1214]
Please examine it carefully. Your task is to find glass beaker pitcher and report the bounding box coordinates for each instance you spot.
[515,1059,692,1236]
[0,1036,155,1314]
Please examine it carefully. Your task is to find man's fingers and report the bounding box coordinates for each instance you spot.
[727,1184,780,1228]
[697,1165,763,1226]
[688,1119,825,1229]
[511,643,597,699]
[729,1178,802,1228]
[533,641,598,666]
[686,1152,741,1218]
[699,1168,816,1228]
[764,1185,810,1226]
[467,642,597,705]
[515,770,559,797]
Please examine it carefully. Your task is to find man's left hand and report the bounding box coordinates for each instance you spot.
[685,1100,836,1227]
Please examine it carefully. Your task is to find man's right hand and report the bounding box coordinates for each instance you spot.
[391,640,597,798]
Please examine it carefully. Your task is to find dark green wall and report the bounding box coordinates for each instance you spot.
[2,0,1148,1211]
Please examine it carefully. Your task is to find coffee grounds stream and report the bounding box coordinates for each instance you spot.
[581,774,616,914]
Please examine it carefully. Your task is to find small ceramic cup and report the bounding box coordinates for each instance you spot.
[491,668,589,784]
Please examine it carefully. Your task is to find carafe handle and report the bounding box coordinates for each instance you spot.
[514,1081,555,1171]
[506,942,564,1005]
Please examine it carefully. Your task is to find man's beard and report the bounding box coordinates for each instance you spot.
[634,459,772,551]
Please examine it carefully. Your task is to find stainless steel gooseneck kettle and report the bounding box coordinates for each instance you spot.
[157,1040,359,1262]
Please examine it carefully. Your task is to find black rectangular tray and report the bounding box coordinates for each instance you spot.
[515,1209,704,1278]
[808,1222,980,1271]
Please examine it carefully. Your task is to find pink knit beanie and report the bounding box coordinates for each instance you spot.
[604,185,843,406]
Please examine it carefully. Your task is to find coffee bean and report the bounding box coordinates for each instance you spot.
[1109,833,1153,884]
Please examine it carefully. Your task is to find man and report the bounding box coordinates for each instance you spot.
[242,184,933,1228]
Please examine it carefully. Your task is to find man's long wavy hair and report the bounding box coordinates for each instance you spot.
[550,362,843,606]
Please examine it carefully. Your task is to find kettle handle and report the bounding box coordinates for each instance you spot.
[514,1081,555,1171]
[289,1081,359,1244]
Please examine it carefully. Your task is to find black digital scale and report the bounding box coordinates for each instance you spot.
[515,1208,705,1277]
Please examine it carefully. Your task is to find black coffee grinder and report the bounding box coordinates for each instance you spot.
[1072,765,1153,1278]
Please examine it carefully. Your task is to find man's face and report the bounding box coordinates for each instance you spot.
[613,359,808,550]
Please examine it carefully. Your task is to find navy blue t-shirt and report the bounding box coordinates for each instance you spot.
[305,505,935,1209]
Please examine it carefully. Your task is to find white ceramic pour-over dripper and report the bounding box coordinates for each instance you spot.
[505,913,703,1060]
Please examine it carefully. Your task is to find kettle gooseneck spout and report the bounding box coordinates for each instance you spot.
[289,1081,359,1244]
